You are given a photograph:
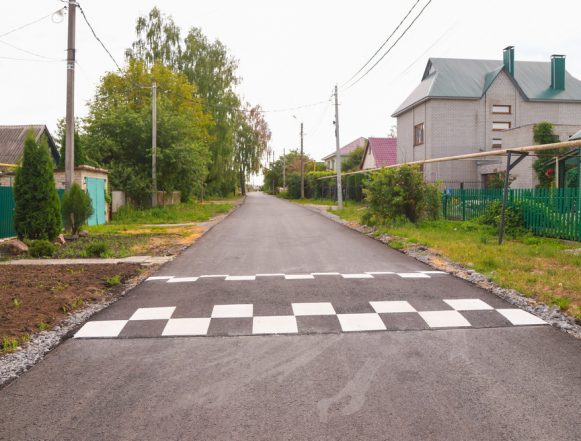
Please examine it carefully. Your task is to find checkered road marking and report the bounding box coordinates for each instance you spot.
[146,271,449,283]
[74,299,547,339]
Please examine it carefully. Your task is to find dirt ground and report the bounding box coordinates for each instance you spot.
[0,264,141,344]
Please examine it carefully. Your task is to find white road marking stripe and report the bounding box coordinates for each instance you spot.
[310,272,341,276]
[420,271,448,275]
[199,275,228,278]
[167,277,199,283]
[130,307,176,321]
[444,299,493,311]
[496,309,546,326]
[337,313,386,332]
[253,316,298,334]
[74,320,128,338]
[397,273,431,279]
[365,271,395,275]
[292,302,336,316]
[147,276,174,281]
[162,318,211,336]
[285,274,315,280]
[418,311,471,328]
[370,301,416,313]
[341,274,374,279]
[256,273,285,277]
[225,275,256,281]
[211,304,254,318]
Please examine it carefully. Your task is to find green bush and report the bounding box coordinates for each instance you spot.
[13,131,62,241]
[62,183,94,235]
[478,201,526,236]
[85,241,109,257]
[362,165,441,225]
[286,173,302,199]
[28,240,56,258]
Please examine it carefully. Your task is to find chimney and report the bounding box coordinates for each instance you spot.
[503,46,515,77]
[551,55,566,90]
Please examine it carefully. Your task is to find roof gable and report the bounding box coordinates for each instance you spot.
[322,137,367,160]
[392,57,581,116]
[0,125,60,165]
[360,137,397,169]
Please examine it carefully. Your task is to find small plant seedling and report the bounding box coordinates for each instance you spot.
[12,297,22,308]
[70,297,84,309]
[20,334,31,344]
[1,336,19,353]
[50,281,69,293]
[37,321,49,331]
[104,275,122,287]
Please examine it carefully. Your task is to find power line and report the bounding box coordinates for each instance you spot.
[0,38,62,61]
[346,0,434,90]
[77,2,121,71]
[342,0,422,87]
[0,55,62,63]
[0,6,66,39]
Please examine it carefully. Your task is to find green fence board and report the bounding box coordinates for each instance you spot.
[442,187,580,241]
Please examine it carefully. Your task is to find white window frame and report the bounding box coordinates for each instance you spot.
[492,138,502,149]
[492,121,511,131]
[492,105,511,114]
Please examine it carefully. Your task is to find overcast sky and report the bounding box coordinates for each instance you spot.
[2,0,581,182]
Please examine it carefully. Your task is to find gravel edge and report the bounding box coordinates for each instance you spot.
[303,204,581,340]
[0,197,246,388]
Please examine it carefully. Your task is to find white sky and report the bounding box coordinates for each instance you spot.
[2,0,581,183]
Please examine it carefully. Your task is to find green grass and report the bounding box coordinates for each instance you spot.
[331,207,581,317]
[328,203,366,223]
[282,197,338,206]
[104,274,122,287]
[110,201,234,225]
[53,234,148,259]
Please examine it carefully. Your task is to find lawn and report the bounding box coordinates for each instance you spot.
[330,206,581,319]
[111,200,234,224]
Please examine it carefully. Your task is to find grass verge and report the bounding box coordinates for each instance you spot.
[111,201,234,224]
[331,207,581,320]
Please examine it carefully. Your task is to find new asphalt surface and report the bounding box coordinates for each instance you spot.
[1,192,580,440]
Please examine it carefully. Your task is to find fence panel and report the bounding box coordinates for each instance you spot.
[0,187,16,238]
[442,187,580,241]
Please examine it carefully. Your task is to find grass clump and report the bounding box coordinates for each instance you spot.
[28,240,56,258]
[1,336,19,353]
[84,241,110,258]
[104,274,122,287]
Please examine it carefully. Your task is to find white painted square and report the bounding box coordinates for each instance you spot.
[370,301,416,313]
[256,273,285,277]
[497,309,546,326]
[397,273,431,279]
[162,318,211,336]
[292,302,336,316]
[129,307,176,321]
[337,313,386,332]
[285,274,315,280]
[147,276,174,281]
[444,299,493,311]
[167,277,199,283]
[74,320,127,338]
[225,275,256,281]
[341,274,374,279]
[419,311,471,328]
[365,271,395,275]
[253,316,298,334]
[310,272,340,276]
[199,275,228,278]
[211,304,253,318]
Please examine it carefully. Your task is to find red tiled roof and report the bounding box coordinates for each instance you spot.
[367,137,397,167]
[321,137,367,160]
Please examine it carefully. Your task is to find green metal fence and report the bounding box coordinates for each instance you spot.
[0,187,65,239]
[442,187,581,241]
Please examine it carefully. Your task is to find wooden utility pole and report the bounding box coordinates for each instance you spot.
[300,122,305,198]
[151,80,157,207]
[334,85,343,208]
[64,0,77,189]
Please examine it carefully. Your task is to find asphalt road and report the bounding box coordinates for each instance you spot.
[1,192,580,441]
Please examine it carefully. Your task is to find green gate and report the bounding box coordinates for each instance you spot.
[86,177,106,226]
[0,187,16,238]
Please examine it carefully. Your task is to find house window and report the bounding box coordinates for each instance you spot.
[492,121,511,131]
[492,105,511,114]
[414,123,424,146]
[492,138,502,149]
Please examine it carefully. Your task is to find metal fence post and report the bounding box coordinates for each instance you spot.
[460,182,466,221]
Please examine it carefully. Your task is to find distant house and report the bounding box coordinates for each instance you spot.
[359,137,397,170]
[0,125,60,166]
[392,46,581,188]
[322,137,367,171]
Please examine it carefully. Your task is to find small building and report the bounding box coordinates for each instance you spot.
[322,137,367,171]
[360,137,397,170]
[0,125,60,166]
[392,46,581,188]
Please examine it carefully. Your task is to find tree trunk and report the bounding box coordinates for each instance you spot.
[239,168,246,196]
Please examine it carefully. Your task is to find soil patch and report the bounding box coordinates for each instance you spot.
[0,264,141,344]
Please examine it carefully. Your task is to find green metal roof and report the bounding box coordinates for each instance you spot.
[392,58,581,117]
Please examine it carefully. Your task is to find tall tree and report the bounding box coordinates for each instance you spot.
[234,105,271,195]
[56,118,87,168]
[127,9,242,196]
[84,60,212,204]
[14,131,62,240]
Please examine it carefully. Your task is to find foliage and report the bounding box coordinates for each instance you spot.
[362,165,440,225]
[262,150,315,194]
[485,171,515,189]
[104,275,122,287]
[532,122,559,188]
[84,60,211,205]
[61,183,94,235]
[478,201,525,235]
[13,132,62,241]
[342,146,365,172]
[56,118,87,168]
[305,171,336,199]
[127,7,250,196]
[28,240,56,258]
[85,241,110,257]
[1,336,18,353]
[111,201,233,224]
[285,173,302,199]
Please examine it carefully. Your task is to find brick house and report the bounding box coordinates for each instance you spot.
[392,47,581,188]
